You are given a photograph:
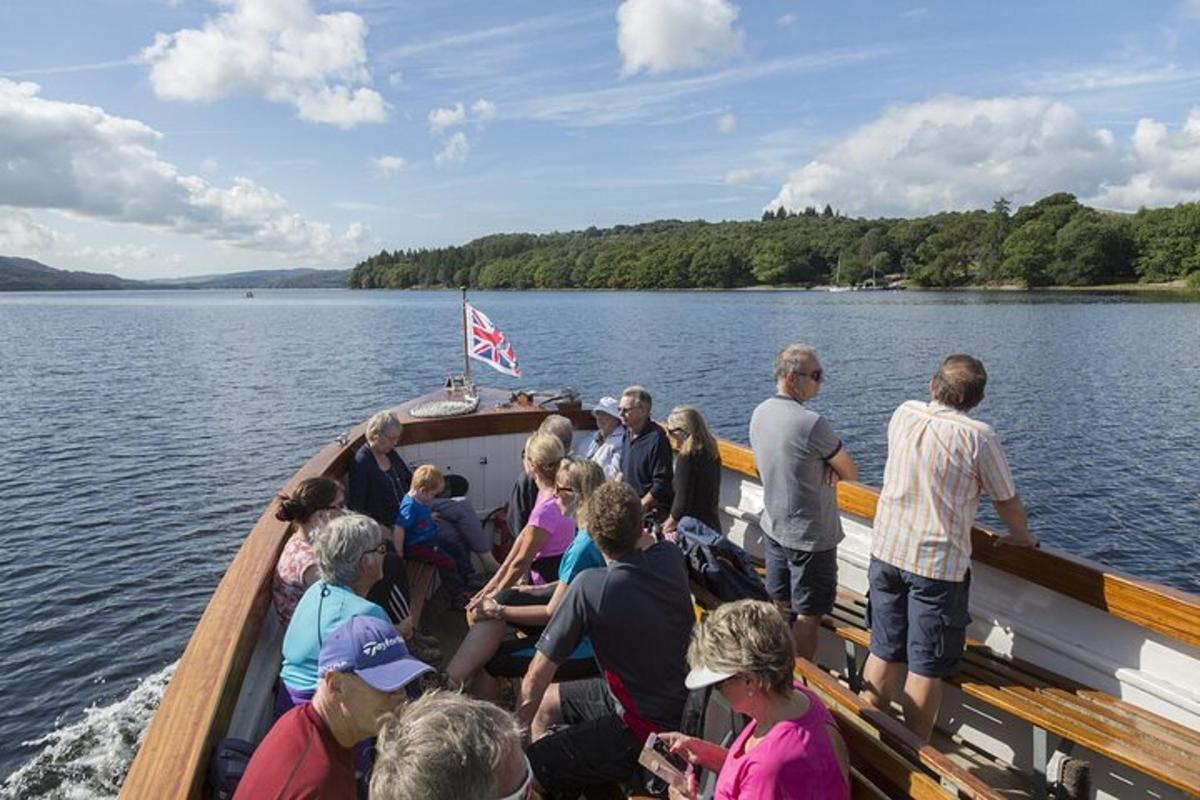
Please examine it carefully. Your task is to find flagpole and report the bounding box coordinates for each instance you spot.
[460,286,471,389]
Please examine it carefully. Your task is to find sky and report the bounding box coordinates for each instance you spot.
[2,0,1200,279]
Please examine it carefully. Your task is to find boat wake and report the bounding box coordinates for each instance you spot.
[0,664,175,800]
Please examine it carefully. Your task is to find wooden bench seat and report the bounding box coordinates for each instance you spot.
[824,588,1200,798]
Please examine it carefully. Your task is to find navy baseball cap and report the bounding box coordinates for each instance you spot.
[318,616,433,692]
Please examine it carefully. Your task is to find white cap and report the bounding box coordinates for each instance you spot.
[592,396,620,420]
[684,666,736,690]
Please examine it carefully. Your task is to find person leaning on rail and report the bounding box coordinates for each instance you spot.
[660,600,850,799]
[861,354,1038,741]
[749,344,858,661]
[370,691,532,800]
[235,615,431,800]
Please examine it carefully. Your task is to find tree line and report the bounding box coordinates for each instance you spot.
[349,193,1200,291]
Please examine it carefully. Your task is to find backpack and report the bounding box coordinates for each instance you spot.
[675,517,769,603]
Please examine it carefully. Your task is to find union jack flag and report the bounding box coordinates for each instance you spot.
[466,302,521,377]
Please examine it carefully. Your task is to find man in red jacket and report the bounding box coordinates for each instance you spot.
[235,615,432,799]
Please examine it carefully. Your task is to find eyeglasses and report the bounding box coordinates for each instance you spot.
[496,753,534,800]
[793,369,824,383]
[617,405,638,416]
[554,484,576,496]
[362,542,387,558]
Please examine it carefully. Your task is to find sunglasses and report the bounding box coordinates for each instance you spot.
[794,369,824,383]
[554,484,576,496]
[667,427,687,437]
[617,405,639,416]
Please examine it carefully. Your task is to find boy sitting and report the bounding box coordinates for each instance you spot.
[394,465,472,614]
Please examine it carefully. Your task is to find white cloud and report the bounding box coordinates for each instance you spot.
[428,102,467,132]
[0,78,368,264]
[140,0,387,129]
[388,71,404,88]
[778,12,797,26]
[724,167,773,185]
[1028,64,1200,93]
[471,98,497,124]
[616,0,743,76]
[716,112,736,133]
[0,209,69,254]
[434,132,470,166]
[770,95,1200,216]
[372,155,407,177]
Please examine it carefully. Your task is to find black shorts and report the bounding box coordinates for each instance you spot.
[527,678,642,798]
[866,558,972,678]
[763,536,838,617]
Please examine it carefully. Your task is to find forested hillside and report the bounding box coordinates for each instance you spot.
[350,194,1200,290]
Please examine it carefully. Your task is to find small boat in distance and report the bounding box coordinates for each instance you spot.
[244,290,254,299]
[118,382,1200,800]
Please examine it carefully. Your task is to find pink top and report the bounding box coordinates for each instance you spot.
[272,533,317,628]
[715,684,849,800]
[528,490,576,559]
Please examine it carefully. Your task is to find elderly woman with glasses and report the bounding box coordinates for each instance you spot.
[662,405,723,536]
[277,513,395,711]
[660,600,850,800]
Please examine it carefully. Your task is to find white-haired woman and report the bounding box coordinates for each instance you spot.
[277,513,392,710]
[661,600,850,800]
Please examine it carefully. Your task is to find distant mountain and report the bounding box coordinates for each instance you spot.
[0,257,350,291]
[0,256,143,291]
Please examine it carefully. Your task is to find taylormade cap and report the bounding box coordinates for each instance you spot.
[318,616,433,692]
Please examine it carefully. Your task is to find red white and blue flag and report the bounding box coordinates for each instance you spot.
[466,303,521,377]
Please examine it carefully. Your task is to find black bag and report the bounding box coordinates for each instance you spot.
[207,737,255,799]
[676,517,769,603]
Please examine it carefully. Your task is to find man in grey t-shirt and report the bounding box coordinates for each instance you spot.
[749,343,858,659]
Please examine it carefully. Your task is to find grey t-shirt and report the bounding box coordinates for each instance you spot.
[536,542,693,730]
[748,395,844,551]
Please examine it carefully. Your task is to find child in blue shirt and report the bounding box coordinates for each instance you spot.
[395,465,472,619]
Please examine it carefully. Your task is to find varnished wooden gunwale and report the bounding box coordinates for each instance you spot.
[717,439,1200,649]
[119,389,587,800]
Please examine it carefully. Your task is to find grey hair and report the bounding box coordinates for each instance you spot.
[538,414,575,450]
[773,343,818,384]
[366,410,402,444]
[370,691,523,800]
[621,385,652,411]
[688,599,795,694]
[313,513,382,587]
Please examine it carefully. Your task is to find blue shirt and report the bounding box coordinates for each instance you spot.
[559,529,605,582]
[395,493,438,547]
[280,582,391,691]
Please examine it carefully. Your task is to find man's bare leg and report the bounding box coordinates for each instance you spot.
[793,614,822,661]
[860,653,905,711]
[444,619,507,687]
[530,684,562,742]
[899,672,943,741]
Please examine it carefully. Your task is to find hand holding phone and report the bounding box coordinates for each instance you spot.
[638,733,691,792]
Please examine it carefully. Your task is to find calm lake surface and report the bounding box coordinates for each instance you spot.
[1,288,1198,796]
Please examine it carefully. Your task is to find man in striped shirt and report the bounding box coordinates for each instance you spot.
[861,354,1037,741]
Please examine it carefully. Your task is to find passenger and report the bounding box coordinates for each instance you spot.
[749,344,858,660]
[370,691,529,800]
[861,355,1037,741]
[471,432,573,608]
[278,513,397,709]
[618,385,675,521]
[508,414,575,536]
[445,457,606,698]
[236,615,431,800]
[578,396,625,480]
[395,465,471,619]
[272,476,345,628]
[519,481,694,798]
[662,405,722,536]
[661,600,850,800]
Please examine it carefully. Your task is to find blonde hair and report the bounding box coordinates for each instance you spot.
[688,600,795,694]
[556,457,605,529]
[524,432,566,482]
[366,410,402,444]
[410,464,444,494]
[666,405,720,460]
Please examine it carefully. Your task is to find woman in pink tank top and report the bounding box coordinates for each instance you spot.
[660,600,850,799]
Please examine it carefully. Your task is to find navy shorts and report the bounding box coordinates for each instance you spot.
[866,558,972,678]
[763,536,838,617]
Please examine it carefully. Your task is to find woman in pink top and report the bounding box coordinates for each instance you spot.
[272,476,345,627]
[661,600,850,800]
[468,432,575,612]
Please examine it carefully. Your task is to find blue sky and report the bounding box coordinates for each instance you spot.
[2,0,1200,278]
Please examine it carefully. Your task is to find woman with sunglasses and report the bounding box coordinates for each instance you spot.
[663,405,723,536]
[447,457,606,699]
[272,476,346,628]
[660,600,850,800]
[277,513,394,712]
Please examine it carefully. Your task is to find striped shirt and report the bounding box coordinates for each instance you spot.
[872,400,1017,582]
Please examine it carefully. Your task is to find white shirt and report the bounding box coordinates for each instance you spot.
[579,426,626,480]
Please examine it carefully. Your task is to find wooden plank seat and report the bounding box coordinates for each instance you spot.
[824,587,1200,799]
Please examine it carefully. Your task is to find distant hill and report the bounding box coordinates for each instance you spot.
[0,256,143,291]
[0,258,350,291]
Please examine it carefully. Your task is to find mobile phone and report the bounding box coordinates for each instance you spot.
[638,733,690,791]
[650,734,689,773]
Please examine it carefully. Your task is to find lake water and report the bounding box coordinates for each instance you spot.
[1,288,1198,797]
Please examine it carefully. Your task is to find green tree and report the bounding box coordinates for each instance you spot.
[1001,219,1055,286]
